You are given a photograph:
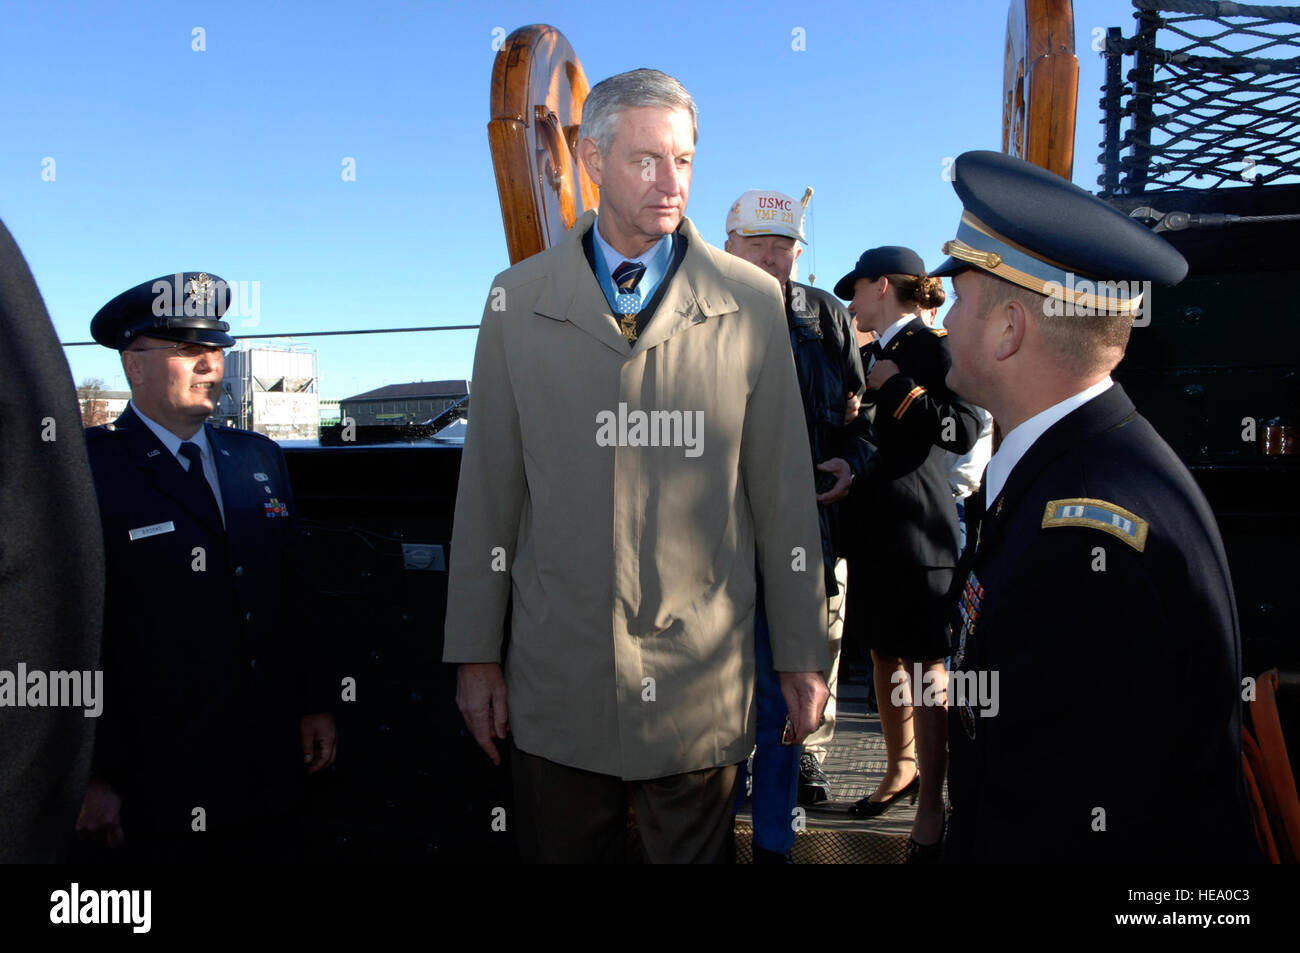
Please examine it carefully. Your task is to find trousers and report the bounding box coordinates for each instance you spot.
[803,558,846,759]
[746,590,801,853]
[511,742,740,863]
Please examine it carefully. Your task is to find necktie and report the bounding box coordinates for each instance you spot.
[611,260,646,343]
[179,441,222,526]
[864,339,883,372]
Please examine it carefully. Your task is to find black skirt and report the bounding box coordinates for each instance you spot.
[844,560,952,662]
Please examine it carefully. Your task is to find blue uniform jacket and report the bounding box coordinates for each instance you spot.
[85,406,327,834]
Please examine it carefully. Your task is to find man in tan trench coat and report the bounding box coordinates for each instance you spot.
[444,69,829,863]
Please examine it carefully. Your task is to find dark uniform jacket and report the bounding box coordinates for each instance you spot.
[0,219,104,862]
[945,384,1258,862]
[86,406,326,834]
[785,281,871,593]
[842,318,980,570]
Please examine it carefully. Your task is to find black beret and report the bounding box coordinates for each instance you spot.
[930,151,1188,293]
[834,246,928,301]
[91,272,236,350]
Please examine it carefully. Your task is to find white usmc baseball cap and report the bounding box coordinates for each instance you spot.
[725,189,807,243]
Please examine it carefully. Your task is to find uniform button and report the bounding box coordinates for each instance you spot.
[250,658,258,671]
[245,611,254,622]
[234,565,244,577]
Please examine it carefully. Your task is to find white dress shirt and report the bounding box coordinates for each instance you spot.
[946,405,996,500]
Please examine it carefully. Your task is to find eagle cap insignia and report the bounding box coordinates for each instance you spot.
[187,273,215,309]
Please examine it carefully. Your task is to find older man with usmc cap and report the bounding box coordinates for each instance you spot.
[75,273,336,862]
[723,189,868,858]
[932,151,1257,862]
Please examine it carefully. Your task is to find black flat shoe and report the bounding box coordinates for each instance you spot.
[848,774,920,817]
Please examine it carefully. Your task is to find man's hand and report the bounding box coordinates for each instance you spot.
[456,662,509,765]
[75,777,125,848]
[844,392,861,424]
[778,670,830,745]
[301,712,337,773]
[815,458,852,504]
[868,358,900,391]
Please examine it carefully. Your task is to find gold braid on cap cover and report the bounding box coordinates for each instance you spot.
[942,225,1144,317]
[941,239,1003,271]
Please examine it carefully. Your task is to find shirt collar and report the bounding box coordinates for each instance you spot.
[591,215,671,277]
[130,400,212,462]
[983,377,1113,504]
[878,313,918,351]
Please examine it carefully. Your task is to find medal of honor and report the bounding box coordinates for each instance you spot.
[618,311,638,343]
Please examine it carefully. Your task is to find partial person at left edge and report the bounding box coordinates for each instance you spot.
[74,272,337,862]
[0,217,105,863]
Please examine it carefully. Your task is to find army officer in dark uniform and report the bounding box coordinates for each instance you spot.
[75,272,336,862]
[932,152,1257,862]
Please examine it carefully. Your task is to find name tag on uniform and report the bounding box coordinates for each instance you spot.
[128,521,175,541]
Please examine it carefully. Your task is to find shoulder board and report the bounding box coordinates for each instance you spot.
[1041,497,1148,552]
[930,328,948,337]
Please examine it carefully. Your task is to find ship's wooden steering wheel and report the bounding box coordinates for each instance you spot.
[488,25,599,264]
[1003,0,1078,179]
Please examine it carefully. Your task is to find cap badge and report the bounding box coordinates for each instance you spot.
[187,273,215,308]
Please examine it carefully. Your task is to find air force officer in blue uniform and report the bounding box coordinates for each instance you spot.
[76,273,336,862]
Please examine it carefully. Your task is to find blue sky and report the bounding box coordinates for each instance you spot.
[3,0,1137,400]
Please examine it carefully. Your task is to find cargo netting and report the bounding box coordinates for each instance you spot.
[1099,0,1300,194]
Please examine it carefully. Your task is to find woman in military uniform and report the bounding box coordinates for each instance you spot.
[834,247,980,861]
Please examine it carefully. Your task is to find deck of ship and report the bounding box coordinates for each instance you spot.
[734,674,940,864]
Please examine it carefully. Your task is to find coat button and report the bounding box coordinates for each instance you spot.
[234,565,244,577]
[250,658,258,671]
[245,611,254,622]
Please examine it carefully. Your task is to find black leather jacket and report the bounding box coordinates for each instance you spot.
[784,280,873,592]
